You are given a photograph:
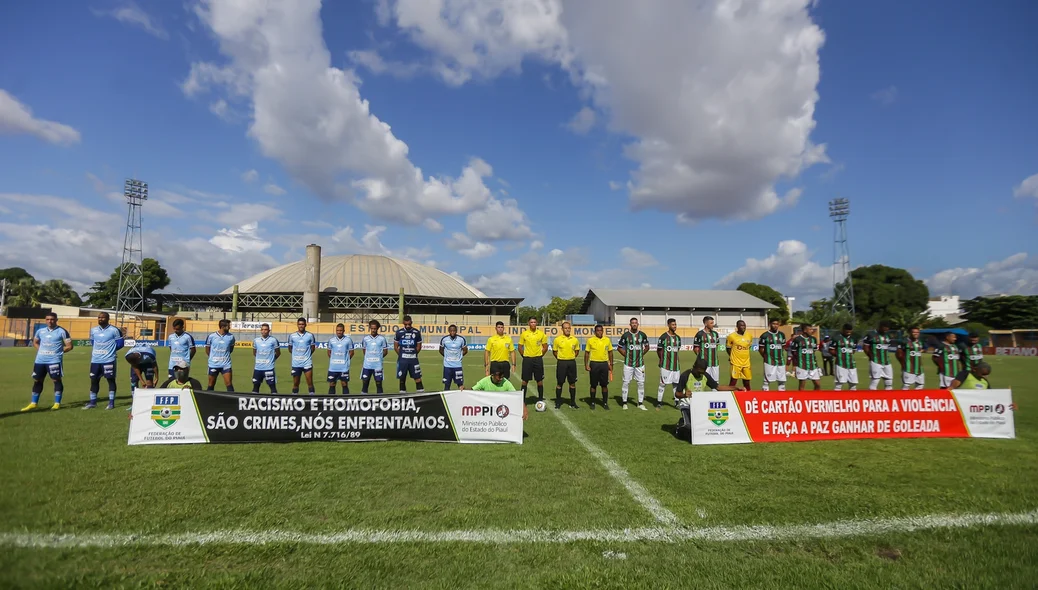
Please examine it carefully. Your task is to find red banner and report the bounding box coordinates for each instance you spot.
[733,389,970,442]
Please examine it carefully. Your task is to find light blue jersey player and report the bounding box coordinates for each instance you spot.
[361,320,389,394]
[251,323,280,394]
[439,326,468,390]
[205,319,236,391]
[166,318,196,377]
[125,342,158,394]
[288,318,317,394]
[394,315,424,392]
[326,323,355,394]
[86,312,123,409]
[22,312,72,412]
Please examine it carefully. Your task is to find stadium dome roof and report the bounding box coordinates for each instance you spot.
[222,255,488,299]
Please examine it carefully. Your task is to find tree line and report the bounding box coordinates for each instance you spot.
[0,259,170,312]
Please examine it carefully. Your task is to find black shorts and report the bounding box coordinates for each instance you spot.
[489,361,511,379]
[556,360,577,385]
[589,361,610,388]
[521,356,544,381]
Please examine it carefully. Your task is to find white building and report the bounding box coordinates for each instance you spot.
[580,289,776,329]
[927,295,961,319]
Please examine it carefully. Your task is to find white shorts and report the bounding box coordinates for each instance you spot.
[903,372,925,386]
[622,365,645,383]
[870,362,894,380]
[835,366,858,385]
[763,364,787,384]
[796,368,822,381]
[660,368,680,385]
[939,374,955,389]
[705,366,719,382]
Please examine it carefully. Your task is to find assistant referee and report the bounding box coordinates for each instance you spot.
[484,321,516,378]
[584,324,614,410]
[519,318,548,402]
[552,321,580,409]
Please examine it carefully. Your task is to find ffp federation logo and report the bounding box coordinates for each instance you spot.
[708,401,728,426]
[151,394,181,429]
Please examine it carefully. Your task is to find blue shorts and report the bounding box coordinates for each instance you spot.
[397,359,422,379]
[327,370,350,383]
[291,365,313,377]
[361,368,384,382]
[442,366,464,386]
[208,366,232,376]
[90,362,117,379]
[252,369,277,385]
[32,362,63,380]
[131,365,157,386]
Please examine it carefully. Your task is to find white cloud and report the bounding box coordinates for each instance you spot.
[608,180,622,191]
[347,49,422,78]
[209,99,234,121]
[1013,173,1038,200]
[714,240,832,304]
[0,89,81,146]
[423,218,444,232]
[382,0,827,222]
[209,222,271,253]
[465,197,534,241]
[263,182,287,196]
[215,203,282,226]
[240,169,259,183]
[619,247,658,268]
[870,85,899,106]
[93,2,168,39]
[446,232,497,259]
[925,253,1038,299]
[185,0,500,225]
[565,106,596,134]
[529,240,543,250]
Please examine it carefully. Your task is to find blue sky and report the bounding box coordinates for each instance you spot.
[1,0,1036,307]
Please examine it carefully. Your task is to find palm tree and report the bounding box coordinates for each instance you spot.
[6,278,42,308]
[39,279,83,306]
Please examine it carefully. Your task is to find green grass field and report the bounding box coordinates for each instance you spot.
[1,346,1036,589]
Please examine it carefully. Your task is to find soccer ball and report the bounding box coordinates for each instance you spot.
[159,408,172,419]
[535,401,547,412]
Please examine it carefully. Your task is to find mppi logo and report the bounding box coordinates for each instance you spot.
[969,404,1006,414]
[462,405,493,417]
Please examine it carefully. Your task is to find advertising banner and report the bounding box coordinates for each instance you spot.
[689,389,1015,445]
[128,389,524,445]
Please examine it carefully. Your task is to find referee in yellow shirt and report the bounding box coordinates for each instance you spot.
[552,321,581,409]
[484,321,516,379]
[519,318,549,403]
[584,324,614,410]
[726,320,753,390]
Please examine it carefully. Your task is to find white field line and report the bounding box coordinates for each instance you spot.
[550,408,680,526]
[3,510,1035,548]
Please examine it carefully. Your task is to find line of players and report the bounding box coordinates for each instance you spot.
[18,311,990,412]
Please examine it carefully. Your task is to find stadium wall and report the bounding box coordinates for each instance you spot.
[590,301,769,329]
[171,310,511,326]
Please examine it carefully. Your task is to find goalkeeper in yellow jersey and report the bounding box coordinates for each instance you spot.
[726,320,753,390]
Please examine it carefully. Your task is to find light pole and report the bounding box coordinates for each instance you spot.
[829,198,854,318]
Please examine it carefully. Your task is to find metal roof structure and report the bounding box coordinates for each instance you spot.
[222,255,487,299]
[581,289,777,311]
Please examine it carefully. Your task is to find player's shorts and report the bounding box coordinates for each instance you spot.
[869,362,894,380]
[730,365,752,381]
[556,360,577,385]
[252,369,277,386]
[588,361,610,388]
[521,356,545,381]
[131,365,157,385]
[763,363,787,385]
[89,362,116,379]
[291,365,313,377]
[903,372,925,387]
[397,359,422,380]
[32,362,63,380]
[361,368,384,382]
[442,366,464,387]
[835,365,858,385]
[939,374,955,389]
[622,365,645,383]
[705,366,719,383]
[208,366,232,376]
[489,361,511,379]
[660,368,680,385]
[796,367,822,381]
[327,369,350,383]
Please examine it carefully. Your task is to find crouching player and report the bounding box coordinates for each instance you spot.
[252,323,280,393]
[327,323,355,394]
[126,343,158,394]
[673,358,744,441]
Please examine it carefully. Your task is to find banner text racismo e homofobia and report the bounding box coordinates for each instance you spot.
[128,389,524,445]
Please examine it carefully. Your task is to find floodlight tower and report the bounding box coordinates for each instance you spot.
[114,178,148,334]
[829,198,855,317]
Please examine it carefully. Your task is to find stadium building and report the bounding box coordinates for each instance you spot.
[581,289,776,330]
[161,245,522,325]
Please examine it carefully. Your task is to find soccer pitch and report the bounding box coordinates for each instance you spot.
[1,347,1036,588]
